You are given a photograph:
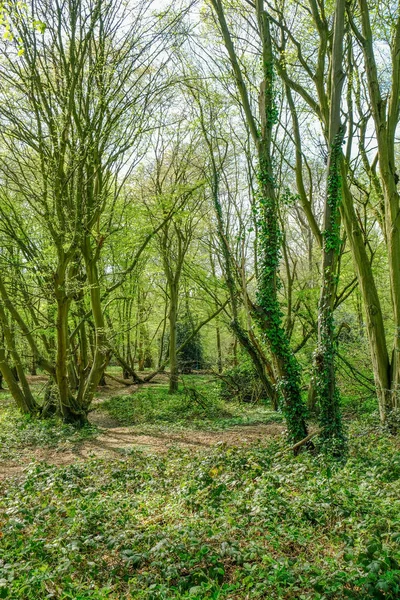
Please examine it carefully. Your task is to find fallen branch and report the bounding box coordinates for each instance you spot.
[289,429,322,455]
[104,372,134,387]
[275,428,322,458]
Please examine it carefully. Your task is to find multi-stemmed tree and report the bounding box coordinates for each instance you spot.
[0,0,178,422]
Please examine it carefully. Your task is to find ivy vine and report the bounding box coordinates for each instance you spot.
[316,129,346,454]
[253,55,308,447]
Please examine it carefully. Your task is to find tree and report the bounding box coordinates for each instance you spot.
[314,0,346,446]
[142,128,205,393]
[270,0,399,423]
[0,0,175,422]
[209,0,308,445]
[186,77,279,407]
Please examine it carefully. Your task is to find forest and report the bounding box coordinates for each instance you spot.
[0,0,400,598]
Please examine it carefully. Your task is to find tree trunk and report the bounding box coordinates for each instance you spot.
[78,246,110,409]
[0,301,38,414]
[0,347,36,413]
[31,357,37,376]
[355,0,400,415]
[232,338,238,367]
[169,286,179,394]
[315,0,345,446]
[254,4,308,444]
[137,291,146,371]
[209,0,308,445]
[56,296,85,424]
[54,263,87,426]
[341,172,391,420]
[216,324,222,374]
[158,294,168,369]
[196,83,277,408]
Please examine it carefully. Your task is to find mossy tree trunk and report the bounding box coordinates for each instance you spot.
[210,0,308,446]
[315,0,346,447]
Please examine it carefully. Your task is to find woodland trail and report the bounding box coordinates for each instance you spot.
[0,377,286,478]
[0,422,285,479]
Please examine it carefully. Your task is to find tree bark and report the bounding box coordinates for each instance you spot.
[315,0,345,444]
[168,285,179,394]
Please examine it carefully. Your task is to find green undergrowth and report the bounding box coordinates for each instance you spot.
[1,424,400,599]
[0,397,98,462]
[99,379,283,431]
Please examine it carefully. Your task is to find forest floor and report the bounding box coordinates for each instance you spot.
[0,373,285,478]
[1,373,400,599]
[0,417,285,479]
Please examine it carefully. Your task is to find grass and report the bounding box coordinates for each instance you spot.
[1,377,400,599]
[99,376,284,431]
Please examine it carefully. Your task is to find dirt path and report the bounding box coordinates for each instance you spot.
[0,423,285,479]
[0,375,286,479]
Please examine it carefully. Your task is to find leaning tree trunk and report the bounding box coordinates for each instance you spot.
[0,347,37,414]
[340,174,392,421]
[196,87,278,408]
[253,4,308,445]
[209,0,308,445]
[254,138,308,444]
[0,301,38,414]
[355,0,400,417]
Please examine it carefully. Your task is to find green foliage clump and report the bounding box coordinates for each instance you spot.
[315,129,346,452]
[101,380,226,428]
[162,313,205,373]
[100,376,282,431]
[177,314,205,373]
[219,360,268,404]
[315,311,346,449]
[382,408,400,436]
[322,129,344,253]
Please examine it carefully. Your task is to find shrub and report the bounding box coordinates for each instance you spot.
[219,360,268,404]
